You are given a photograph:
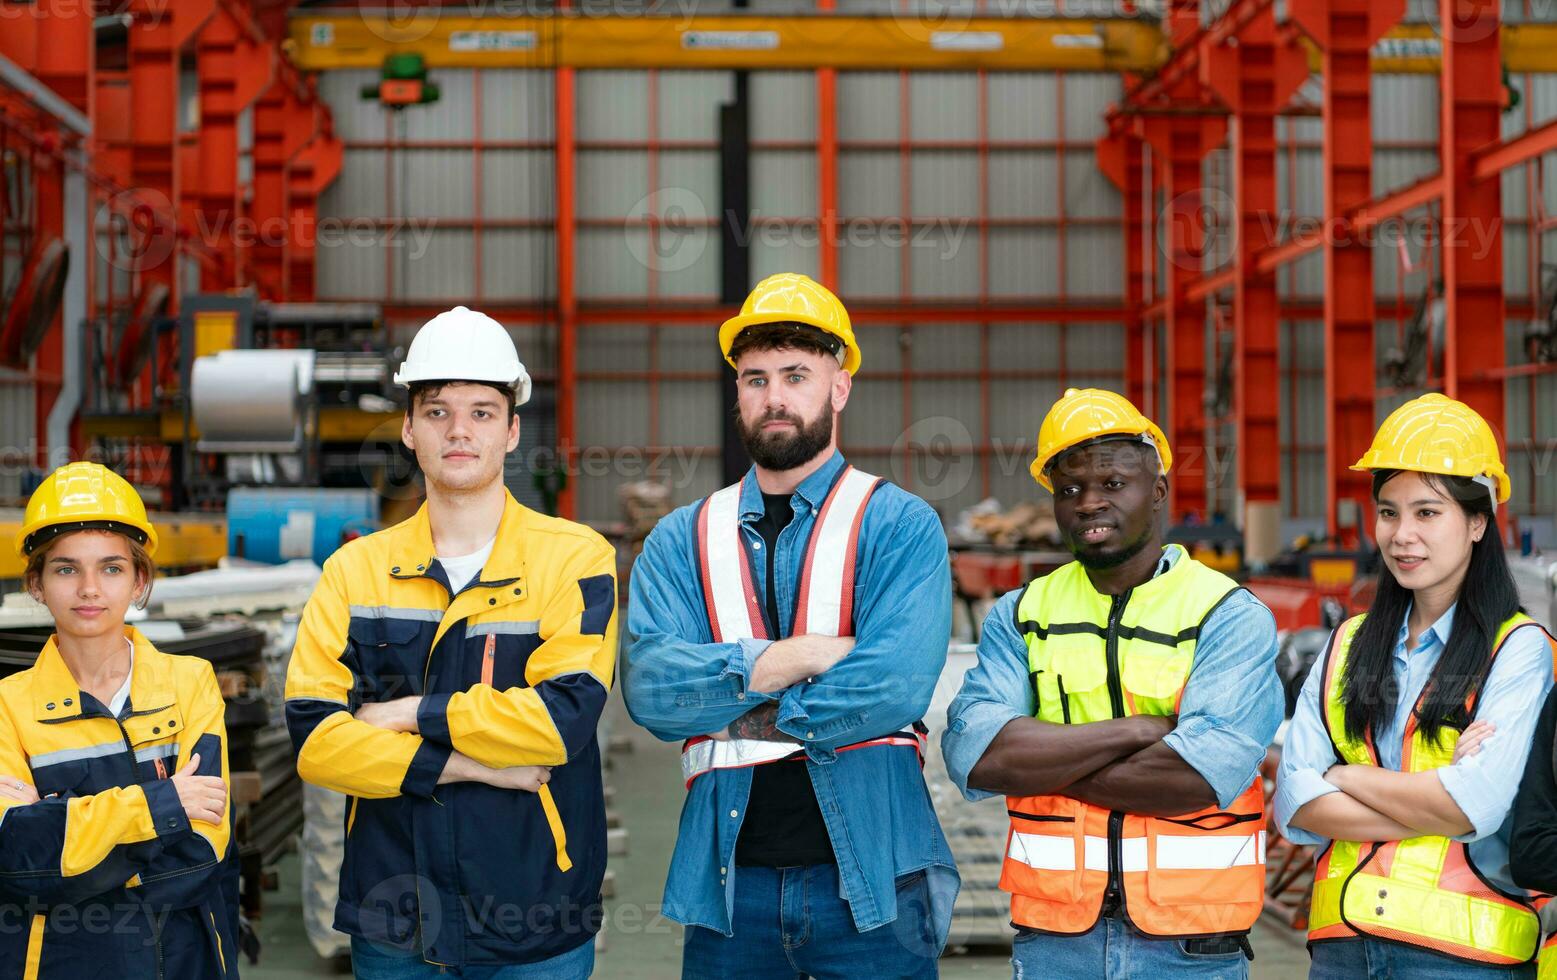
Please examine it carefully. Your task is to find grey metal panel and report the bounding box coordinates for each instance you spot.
[1287,251,1324,298]
[321,149,386,220]
[654,228,721,299]
[910,151,980,217]
[989,74,1058,142]
[403,70,475,142]
[907,323,982,372]
[0,374,34,495]
[480,69,555,141]
[839,150,901,219]
[751,150,818,216]
[988,229,1060,297]
[482,150,557,219]
[577,71,650,141]
[579,324,648,373]
[578,228,650,297]
[657,376,723,447]
[238,106,253,185]
[857,324,906,375]
[908,73,978,141]
[578,379,649,449]
[989,324,1061,386]
[1503,162,1531,216]
[837,234,902,298]
[658,71,734,140]
[1372,74,1438,141]
[1506,227,1531,297]
[400,230,474,300]
[1064,149,1120,218]
[1066,227,1124,298]
[1067,323,1123,372]
[838,73,900,142]
[750,72,815,141]
[909,225,980,298]
[657,147,722,217]
[750,234,820,281]
[1061,74,1120,141]
[481,230,555,302]
[1277,148,1324,221]
[316,71,385,142]
[989,376,1061,443]
[399,150,475,218]
[988,152,1059,218]
[1373,149,1439,196]
[839,378,903,451]
[316,228,386,300]
[577,150,652,218]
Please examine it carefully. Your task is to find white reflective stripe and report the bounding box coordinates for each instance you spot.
[1153,833,1265,870]
[797,468,878,636]
[703,484,758,641]
[1119,837,1147,873]
[1008,831,1076,871]
[681,737,800,784]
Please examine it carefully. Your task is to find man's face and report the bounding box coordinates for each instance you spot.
[733,346,850,471]
[402,382,519,494]
[1049,440,1165,570]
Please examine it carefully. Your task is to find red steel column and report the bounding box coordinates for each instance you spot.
[1440,0,1505,435]
[1204,8,1306,560]
[1290,0,1402,545]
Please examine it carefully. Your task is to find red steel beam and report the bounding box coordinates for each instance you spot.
[1440,0,1505,432]
[1289,0,1403,545]
[1471,116,1557,181]
[1203,7,1307,518]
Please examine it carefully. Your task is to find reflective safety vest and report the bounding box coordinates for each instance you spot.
[1000,552,1267,938]
[1308,612,1557,966]
[680,466,925,786]
[1540,933,1557,979]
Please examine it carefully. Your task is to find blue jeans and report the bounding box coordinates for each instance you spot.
[1011,917,1250,980]
[1309,939,1535,979]
[682,864,939,979]
[350,935,595,979]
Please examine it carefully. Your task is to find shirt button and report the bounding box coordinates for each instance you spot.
[63,698,73,707]
[392,567,401,574]
[1375,906,1385,915]
[807,731,815,739]
[729,809,738,819]
[152,727,161,734]
[720,866,727,874]
[489,598,498,605]
[751,541,762,550]
[737,693,746,701]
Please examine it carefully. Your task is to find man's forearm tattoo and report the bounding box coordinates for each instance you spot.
[726,702,801,743]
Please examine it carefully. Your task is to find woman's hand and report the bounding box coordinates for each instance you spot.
[0,776,39,805]
[1452,720,1496,764]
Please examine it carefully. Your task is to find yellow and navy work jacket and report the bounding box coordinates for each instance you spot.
[284,491,618,969]
[0,628,237,980]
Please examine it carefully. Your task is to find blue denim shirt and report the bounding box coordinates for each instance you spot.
[621,450,959,945]
[1274,603,1554,893]
[943,545,1283,809]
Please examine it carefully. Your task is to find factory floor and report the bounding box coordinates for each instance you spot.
[247,694,1314,979]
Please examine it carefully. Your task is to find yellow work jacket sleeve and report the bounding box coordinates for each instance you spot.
[0,706,190,905]
[415,541,618,770]
[285,556,451,798]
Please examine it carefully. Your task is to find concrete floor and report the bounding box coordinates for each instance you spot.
[244,693,1313,978]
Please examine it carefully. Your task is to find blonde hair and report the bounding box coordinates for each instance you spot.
[24,532,157,610]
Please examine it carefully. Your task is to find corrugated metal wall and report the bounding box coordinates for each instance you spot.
[314,53,1557,529]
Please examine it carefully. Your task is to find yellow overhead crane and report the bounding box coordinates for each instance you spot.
[0,511,227,581]
[288,14,1557,74]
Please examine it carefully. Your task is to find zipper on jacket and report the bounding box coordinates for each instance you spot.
[1055,674,1072,725]
[112,714,165,980]
[1103,590,1130,915]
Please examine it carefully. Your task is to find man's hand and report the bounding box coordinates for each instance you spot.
[749,635,855,693]
[438,751,551,792]
[0,776,39,805]
[722,702,802,744]
[356,696,422,733]
[171,754,227,825]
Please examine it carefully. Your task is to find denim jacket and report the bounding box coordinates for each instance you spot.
[622,451,959,947]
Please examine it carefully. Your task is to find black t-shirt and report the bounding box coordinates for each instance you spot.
[733,491,837,868]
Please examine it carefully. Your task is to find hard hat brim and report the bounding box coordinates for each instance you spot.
[719,312,861,375]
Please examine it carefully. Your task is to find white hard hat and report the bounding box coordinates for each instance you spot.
[394,306,533,406]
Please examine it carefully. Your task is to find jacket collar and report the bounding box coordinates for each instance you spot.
[737,449,847,521]
[31,626,175,722]
[388,490,529,587]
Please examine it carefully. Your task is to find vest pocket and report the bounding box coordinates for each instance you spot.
[1001,798,1086,903]
[1120,649,1191,702]
[1144,810,1263,907]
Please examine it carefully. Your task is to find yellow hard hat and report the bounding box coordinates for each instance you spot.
[17,462,159,558]
[1351,392,1510,504]
[1030,387,1171,492]
[718,273,862,375]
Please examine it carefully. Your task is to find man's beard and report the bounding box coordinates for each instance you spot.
[738,406,834,471]
[1071,521,1154,571]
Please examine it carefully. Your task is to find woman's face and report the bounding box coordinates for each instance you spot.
[1374,470,1486,597]
[31,531,144,639]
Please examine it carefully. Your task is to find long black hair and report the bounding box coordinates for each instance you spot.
[1340,469,1521,748]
